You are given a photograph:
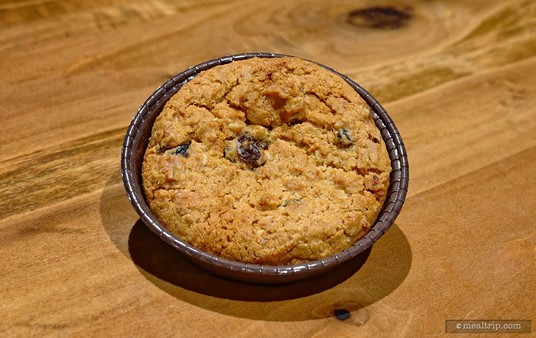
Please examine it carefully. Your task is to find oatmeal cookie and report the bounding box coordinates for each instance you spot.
[142,57,391,265]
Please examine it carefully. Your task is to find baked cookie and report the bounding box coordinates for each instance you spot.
[142,57,391,265]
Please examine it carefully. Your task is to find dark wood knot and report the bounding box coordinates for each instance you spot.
[334,308,351,321]
[346,6,413,29]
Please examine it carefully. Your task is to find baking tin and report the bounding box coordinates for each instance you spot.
[121,53,409,284]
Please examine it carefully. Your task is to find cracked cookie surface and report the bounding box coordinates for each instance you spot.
[142,57,391,265]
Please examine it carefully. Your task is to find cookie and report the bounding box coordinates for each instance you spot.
[142,57,391,265]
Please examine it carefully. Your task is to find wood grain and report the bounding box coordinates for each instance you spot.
[1,0,535,336]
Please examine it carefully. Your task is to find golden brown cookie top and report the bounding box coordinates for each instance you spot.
[142,57,391,265]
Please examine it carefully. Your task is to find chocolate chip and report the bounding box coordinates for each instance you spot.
[336,128,353,148]
[171,141,190,157]
[237,134,267,168]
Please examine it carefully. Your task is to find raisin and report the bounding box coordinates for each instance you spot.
[237,134,267,168]
[336,128,353,147]
[171,141,190,157]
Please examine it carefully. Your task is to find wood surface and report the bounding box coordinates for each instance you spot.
[1,0,535,336]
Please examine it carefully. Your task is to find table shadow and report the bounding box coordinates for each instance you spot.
[101,172,412,321]
[128,218,372,301]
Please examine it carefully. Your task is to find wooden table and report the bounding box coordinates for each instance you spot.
[1,0,535,336]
